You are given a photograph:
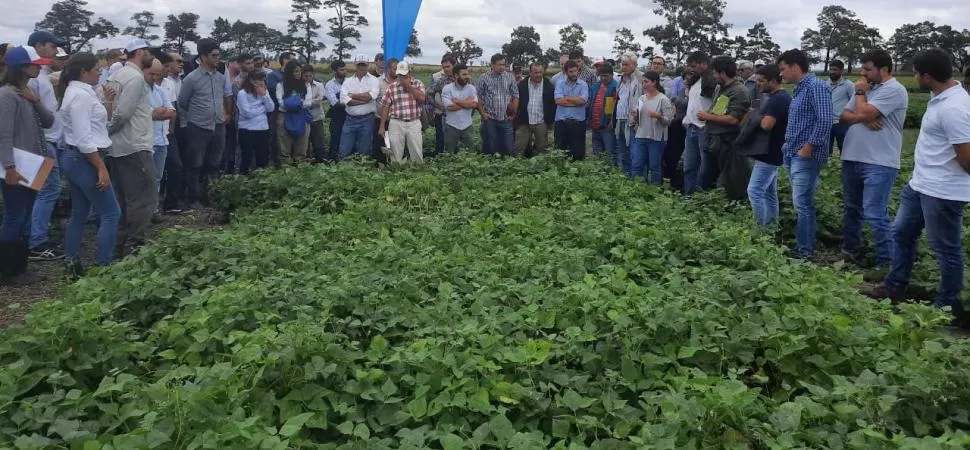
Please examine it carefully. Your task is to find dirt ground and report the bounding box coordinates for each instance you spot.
[0,208,222,328]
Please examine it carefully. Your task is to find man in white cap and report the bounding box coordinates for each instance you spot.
[24,31,67,261]
[378,61,426,163]
[338,55,380,160]
[106,38,156,254]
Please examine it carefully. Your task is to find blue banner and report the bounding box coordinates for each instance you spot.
[382,0,423,64]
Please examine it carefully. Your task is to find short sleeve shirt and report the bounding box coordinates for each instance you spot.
[841,78,909,169]
[752,90,792,166]
[909,83,970,202]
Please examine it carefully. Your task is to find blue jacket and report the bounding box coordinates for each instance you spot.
[282,94,311,137]
[587,79,618,129]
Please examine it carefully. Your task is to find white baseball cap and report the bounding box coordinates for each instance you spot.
[395,61,410,75]
[354,54,369,65]
[124,38,150,53]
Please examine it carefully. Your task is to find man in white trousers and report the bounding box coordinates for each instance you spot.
[378,61,426,163]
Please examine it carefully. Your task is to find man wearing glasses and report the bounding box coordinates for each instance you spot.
[177,39,232,209]
[161,52,186,214]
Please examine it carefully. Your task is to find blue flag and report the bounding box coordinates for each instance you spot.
[382,0,423,64]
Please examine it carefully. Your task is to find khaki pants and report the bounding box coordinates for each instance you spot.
[276,115,310,165]
[388,118,424,163]
[515,123,548,156]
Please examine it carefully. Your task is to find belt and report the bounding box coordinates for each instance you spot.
[391,117,418,122]
[347,113,375,119]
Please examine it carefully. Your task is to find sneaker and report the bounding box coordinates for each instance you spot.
[29,246,65,261]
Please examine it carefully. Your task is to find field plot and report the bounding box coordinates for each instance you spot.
[3,154,970,449]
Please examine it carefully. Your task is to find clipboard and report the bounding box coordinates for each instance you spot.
[0,147,55,191]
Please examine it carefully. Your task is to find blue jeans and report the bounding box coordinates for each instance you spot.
[338,114,375,160]
[786,155,822,258]
[884,184,966,315]
[683,125,707,195]
[483,119,514,156]
[631,137,665,185]
[841,160,898,266]
[614,121,632,175]
[29,142,60,250]
[59,147,121,265]
[152,145,167,194]
[830,123,847,154]
[747,160,780,228]
[1,183,37,241]
[591,128,616,158]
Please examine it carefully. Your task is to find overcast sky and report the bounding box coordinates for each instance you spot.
[3,0,969,64]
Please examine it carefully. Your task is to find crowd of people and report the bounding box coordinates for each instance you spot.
[2,31,970,323]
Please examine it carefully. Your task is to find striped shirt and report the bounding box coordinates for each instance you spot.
[476,71,518,118]
[783,74,832,164]
[526,80,544,125]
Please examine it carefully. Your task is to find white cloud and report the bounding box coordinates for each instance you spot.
[3,0,969,64]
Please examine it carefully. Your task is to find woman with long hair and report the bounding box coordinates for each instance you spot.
[0,47,55,285]
[630,71,675,185]
[236,69,274,173]
[56,52,121,275]
[275,60,311,164]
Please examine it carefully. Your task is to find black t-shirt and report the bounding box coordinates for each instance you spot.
[751,90,791,166]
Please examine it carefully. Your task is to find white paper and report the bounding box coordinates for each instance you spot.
[0,147,48,189]
[383,134,391,149]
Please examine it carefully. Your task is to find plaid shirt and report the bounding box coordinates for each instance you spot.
[380,78,426,121]
[578,66,597,87]
[476,71,519,118]
[526,79,545,125]
[783,74,832,164]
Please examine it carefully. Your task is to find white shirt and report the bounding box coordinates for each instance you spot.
[27,66,60,143]
[58,81,111,154]
[909,83,970,202]
[339,73,379,116]
[161,76,181,107]
[682,78,713,129]
[275,83,315,111]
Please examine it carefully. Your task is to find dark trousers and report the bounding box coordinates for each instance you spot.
[239,128,271,174]
[163,133,184,210]
[432,113,445,156]
[223,121,238,173]
[830,122,848,155]
[372,117,388,164]
[269,112,281,167]
[309,120,327,163]
[107,151,157,247]
[664,122,687,191]
[558,119,587,161]
[553,121,564,149]
[184,123,226,204]
[328,107,346,162]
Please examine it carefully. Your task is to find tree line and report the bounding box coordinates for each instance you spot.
[31,0,970,71]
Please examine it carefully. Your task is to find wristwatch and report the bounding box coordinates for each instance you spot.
[855,89,866,96]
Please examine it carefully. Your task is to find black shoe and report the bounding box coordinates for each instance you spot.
[29,246,65,261]
[2,270,44,286]
[859,284,906,303]
[151,213,167,224]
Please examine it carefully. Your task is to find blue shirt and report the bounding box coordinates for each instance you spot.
[267,69,284,106]
[783,74,832,163]
[235,90,275,131]
[554,78,589,121]
[148,85,171,147]
[829,78,854,122]
[671,77,685,99]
